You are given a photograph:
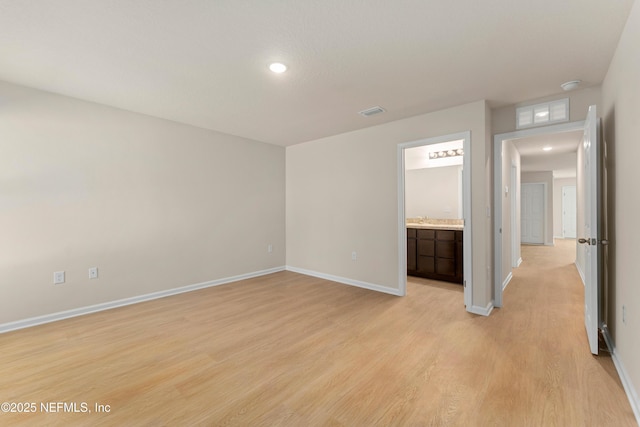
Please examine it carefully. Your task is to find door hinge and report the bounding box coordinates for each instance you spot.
[463,280,467,288]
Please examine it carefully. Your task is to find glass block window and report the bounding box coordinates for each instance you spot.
[516,98,569,129]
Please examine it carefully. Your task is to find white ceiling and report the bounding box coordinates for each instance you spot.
[0,1,633,146]
[512,130,582,178]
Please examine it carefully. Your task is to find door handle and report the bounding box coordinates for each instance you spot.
[578,238,609,245]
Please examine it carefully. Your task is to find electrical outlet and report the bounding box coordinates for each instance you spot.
[89,267,98,279]
[53,271,65,285]
[267,244,273,253]
[622,305,627,325]
[352,251,357,261]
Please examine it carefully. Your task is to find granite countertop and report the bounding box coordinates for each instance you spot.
[406,218,464,230]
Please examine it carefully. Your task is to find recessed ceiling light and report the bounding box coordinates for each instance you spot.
[269,62,287,73]
[543,146,553,151]
[561,80,581,91]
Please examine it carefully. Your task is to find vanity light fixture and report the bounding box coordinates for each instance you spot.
[428,148,464,159]
[269,62,287,73]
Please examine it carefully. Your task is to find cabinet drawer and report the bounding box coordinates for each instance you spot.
[436,230,455,241]
[417,229,436,240]
[407,228,417,239]
[436,241,455,259]
[418,239,435,257]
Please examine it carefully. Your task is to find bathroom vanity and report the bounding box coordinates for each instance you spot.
[407,222,463,284]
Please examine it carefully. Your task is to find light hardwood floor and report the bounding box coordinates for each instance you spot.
[0,239,636,426]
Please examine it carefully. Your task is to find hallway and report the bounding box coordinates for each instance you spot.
[490,238,636,425]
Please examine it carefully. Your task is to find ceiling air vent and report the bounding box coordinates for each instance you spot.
[358,106,386,117]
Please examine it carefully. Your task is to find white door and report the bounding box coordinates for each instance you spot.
[562,186,577,238]
[580,105,602,355]
[521,183,545,244]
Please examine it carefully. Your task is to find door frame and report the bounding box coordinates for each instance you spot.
[510,163,521,267]
[493,121,584,308]
[521,182,547,245]
[398,131,472,310]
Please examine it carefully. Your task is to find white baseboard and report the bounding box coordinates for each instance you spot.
[516,257,523,267]
[468,301,494,316]
[0,266,286,334]
[285,266,403,296]
[502,272,513,291]
[601,326,640,424]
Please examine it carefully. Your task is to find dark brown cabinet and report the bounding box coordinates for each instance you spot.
[407,228,463,284]
[407,228,417,272]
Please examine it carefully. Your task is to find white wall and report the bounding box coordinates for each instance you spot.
[602,0,640,417]
[0,81,286,325]
[286,100,493,311]
[553,178,577,238]
[405,166,461,219]
[521,172,554,246]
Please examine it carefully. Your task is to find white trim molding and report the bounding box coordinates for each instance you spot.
[0,266,286,334]
[494,120,586,310]
[502,272,513,291]
[468,302,494,317]
[286,266,403,296]
[602,326,640,424]
[397,131,472,309]
[516,257,523,268]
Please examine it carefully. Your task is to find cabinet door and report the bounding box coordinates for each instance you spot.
[418,255,435,274]
[456,231,463,279]
[407,230,417,272]
[435,241,455,259]
[418,239,435,257]
[436,257,456,276]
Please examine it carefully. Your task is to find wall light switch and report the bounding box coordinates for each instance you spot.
[89,267,98,279]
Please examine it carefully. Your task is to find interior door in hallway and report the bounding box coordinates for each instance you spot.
[562,185,577,238]
[521,183,544,244]
[579,105,602,356]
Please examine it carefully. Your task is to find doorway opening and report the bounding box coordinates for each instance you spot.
[562,185,577,238]
[521,182,547,245]
[493,120,584,307]
[397,131,472,311]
